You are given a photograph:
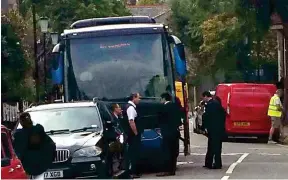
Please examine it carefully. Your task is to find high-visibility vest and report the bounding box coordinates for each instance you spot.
[267,95,282,117]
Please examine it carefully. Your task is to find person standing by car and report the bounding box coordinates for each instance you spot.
[157,92,181,177]
[126,93,141,178]
[268,89,283,142]
[202,91,225,169]
[13,112,56,179]
[111,103,123,132]
[111,103,125,157]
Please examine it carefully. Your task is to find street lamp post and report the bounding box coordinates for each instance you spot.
[32,2,39,102]
[39,17,49,98]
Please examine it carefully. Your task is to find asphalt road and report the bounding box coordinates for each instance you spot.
[141,124,288,179]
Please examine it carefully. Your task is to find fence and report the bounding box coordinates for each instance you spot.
[1,101,30,123]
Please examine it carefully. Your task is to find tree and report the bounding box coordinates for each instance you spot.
[20,0,131,32]
[1,11,35,102]
[137,0,164,5]
[169,0,278,84]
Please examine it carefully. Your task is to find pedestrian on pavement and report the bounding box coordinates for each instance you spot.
[268,89,284,142]
[202,91,225,169]
[125,93,142,178]
[13,112,56,179]
[156,92,181,177]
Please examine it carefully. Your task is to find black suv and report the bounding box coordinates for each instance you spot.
[15,101,126,179]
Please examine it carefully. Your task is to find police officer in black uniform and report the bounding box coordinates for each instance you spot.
[202,91,225,169]
[157,92,181,176]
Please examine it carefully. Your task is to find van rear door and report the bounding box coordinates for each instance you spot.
[252,85,276,131]
[229,85,254,130]
[229,84,275,134]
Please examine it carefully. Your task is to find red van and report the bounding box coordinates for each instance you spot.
[1,125,28,179]
[215,83,277,143]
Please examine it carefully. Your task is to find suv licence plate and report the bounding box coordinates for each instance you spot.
[44,171,63,179]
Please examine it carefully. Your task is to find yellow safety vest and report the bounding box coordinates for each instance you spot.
[267,95,282,118]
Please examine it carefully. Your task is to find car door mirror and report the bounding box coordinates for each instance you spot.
[1,158,11,167]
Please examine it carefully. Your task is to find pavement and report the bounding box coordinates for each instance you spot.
[140,121,288,179]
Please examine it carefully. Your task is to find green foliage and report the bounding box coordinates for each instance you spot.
[20,0,131,32]
[2,0,130,102]
[1,11,35,102]
[249,30,278,63]
[137,0,164,5]
[169,0,277,83]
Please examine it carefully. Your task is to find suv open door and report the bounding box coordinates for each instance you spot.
[1,126,28,179]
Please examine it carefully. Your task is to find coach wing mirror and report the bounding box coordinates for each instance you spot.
[51,43,65,85]
[173,43,187,77]
[169,35,187,77]
[1,158,11,167]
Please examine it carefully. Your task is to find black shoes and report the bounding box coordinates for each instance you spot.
[203,165,213,169]
[130,174,141,179]
[156,172,176,177]
[203,165,222,169]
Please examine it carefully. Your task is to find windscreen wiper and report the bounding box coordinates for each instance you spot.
[46,129,70,135]
[70,126,99,133]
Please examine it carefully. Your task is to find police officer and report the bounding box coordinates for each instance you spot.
[268,89,283,142]
[157,92,181,176]
[126,93,141,178]
[202,91,225,169]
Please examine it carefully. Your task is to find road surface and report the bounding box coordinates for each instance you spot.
[141,123,288,179]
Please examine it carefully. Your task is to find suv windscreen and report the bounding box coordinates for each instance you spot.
[17,107,102,132]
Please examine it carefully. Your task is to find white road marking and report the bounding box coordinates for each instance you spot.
[236,153,249,163]
[221,175,230,180]
[248,147,282,150]
[179,152,243,156]
[226,153,249,174]
[226,162,238,174]
[177,161,194,166]
[258,153,281,156]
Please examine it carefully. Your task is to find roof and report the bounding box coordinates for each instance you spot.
[25,102,96,112]
[128,5,170,19]
[63,23,164,36]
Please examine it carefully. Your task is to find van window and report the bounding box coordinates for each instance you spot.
[1,133,12,159]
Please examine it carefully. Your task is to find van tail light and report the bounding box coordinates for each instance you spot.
[227,92,230,115]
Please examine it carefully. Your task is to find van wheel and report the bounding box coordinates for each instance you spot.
[258,135,269,144]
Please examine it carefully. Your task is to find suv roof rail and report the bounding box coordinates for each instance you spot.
[54,99,63,103]
[70,16,156,29]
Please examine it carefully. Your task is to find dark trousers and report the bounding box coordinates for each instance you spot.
[162,135,179,173]
[126,134,141,174]
[205,133,222,168]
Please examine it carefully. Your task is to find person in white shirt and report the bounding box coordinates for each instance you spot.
[126,93,141,178]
